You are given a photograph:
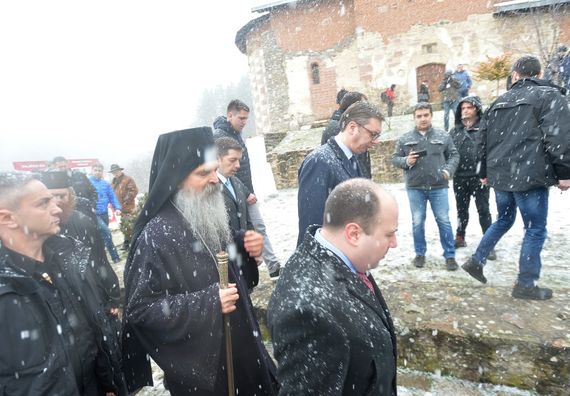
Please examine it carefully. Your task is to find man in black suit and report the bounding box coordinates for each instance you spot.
[216,137,263,289]
[269,178,398,395]
[215,137,253,233]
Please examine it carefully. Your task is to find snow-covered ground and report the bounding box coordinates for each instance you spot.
[250,130,570,292]
[257,183,570,291]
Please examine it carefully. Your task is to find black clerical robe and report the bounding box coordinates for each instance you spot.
[122,201,277,395]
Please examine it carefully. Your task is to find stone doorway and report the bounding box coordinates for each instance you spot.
[416,63,445,104]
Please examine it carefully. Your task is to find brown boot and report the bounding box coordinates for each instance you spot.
[455,235,466,248]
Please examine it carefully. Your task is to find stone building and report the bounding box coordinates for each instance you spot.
[235,0,570,187]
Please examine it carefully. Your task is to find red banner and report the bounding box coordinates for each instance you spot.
[13,158,100,172]
[12,161,49,171]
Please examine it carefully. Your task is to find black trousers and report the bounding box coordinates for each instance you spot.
[453,176,492,237]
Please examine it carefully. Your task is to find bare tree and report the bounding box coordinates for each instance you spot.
[527,2,569,84]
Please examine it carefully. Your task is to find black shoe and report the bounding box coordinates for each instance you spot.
[512,284,553,300]
[446,258,458,271]
[487,249,497,261]
[461,258,487,284]
[413,256,425,268]
[454,236,467,248]
[269,269,280,281]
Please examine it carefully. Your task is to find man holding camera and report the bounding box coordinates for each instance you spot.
[392,102,459,270]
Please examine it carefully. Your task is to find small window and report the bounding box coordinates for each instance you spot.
[311,63,320,84]
[422,43,437,54]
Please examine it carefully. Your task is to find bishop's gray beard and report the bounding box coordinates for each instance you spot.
[173,184,232,254]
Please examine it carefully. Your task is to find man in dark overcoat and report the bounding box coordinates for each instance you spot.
[297,101,383,246]
[122,127,278,395]
[320,91,372,179]
[269,178,398,395]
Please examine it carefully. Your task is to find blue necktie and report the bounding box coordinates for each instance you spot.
[225,179,236,200]
[349,156,359,177]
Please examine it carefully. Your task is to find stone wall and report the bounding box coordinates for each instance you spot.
[267,126,402,190]
[370,140,403,184]
[263,132,287,157]
[241,1,570,135]
[250,277,570,395]
[247,21,292,135]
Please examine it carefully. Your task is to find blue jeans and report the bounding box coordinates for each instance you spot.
[96,213,120,263]
[443,100,458,131]
[473,188,548,287]
[407,188,455,258]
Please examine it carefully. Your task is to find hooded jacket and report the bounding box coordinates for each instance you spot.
[477,78,570,191]
[450,96,484,178]
[213,116,255,194]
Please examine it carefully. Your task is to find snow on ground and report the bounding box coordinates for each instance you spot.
[257,183,570,292]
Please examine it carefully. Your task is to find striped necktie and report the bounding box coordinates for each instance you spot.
[357,272,375,294]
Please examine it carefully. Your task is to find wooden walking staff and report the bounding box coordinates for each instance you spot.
[216,251,235,396]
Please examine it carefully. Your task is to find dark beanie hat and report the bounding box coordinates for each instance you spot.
[40,171,71,189]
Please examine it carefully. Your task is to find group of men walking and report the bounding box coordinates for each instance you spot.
[1,55,569,396]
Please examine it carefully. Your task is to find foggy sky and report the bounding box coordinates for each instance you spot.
[0,0,258,171]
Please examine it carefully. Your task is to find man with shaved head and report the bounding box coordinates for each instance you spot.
[269,178,398,395]
[0,172,126,394]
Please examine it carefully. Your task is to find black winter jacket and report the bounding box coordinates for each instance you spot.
[0,238,127,395]
[0,245,80,396]
[60,210,121,309]
[213,116,255,194]
[477,78,570,191]
[321,110,342,145]
[450,96,484,178]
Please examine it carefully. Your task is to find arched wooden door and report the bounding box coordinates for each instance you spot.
[416,63,445,103]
